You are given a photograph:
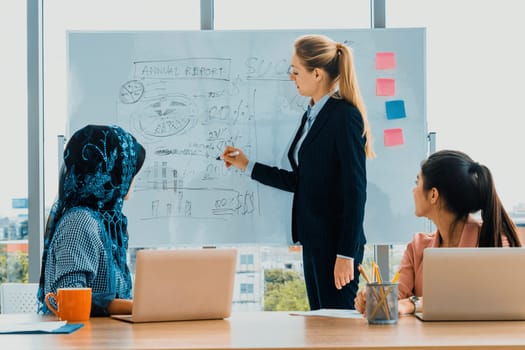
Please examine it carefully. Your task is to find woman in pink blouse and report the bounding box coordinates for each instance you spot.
[355,150,522,316]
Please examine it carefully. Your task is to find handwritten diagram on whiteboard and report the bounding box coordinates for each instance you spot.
[67,29,428,247]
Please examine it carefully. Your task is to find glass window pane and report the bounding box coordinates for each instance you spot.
[0,0,28,284]
[41,0,370,312]
[43,0,200,217]
[240,283,254,294]
[215,0,371,311]
[215,0,370,29]
[387,0,525,213]
[386,0,525,275]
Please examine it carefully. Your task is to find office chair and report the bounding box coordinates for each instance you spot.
[0,282,39,313]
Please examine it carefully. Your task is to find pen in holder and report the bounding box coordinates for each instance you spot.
[366,282,398,324]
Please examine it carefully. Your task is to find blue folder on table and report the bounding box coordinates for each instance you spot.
[0,321,83,334]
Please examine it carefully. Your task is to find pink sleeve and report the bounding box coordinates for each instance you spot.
[397,232,433,299]
[397,240,416,299]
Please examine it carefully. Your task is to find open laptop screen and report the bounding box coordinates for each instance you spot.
[419,247,525,321]
[112,248,237,323]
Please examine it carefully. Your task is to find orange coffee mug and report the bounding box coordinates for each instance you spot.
[45,287,92,322]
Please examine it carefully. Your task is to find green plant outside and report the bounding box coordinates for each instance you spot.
[0,246,29,284]
[263,268,309,311]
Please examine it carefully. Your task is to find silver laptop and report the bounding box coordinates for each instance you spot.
[416,247,525,321]
[112,248,237,323]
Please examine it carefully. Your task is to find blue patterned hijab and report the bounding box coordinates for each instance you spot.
[37,124,145,305]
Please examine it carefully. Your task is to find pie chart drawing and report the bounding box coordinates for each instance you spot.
[134,94,199,138]
[119,80,145,104]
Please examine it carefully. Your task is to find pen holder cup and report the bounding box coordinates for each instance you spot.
[366,282,398,324]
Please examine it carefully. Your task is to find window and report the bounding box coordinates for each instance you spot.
[215,0,372,310]
[32,0,502,310]
[215,0,370,30]
[240,254,254,265]
[43,0,201,219]
[36,1,379,311]
[0,0,28,284]
[383,0,525,277]
[386,0,525,213]
[240,283,254,294]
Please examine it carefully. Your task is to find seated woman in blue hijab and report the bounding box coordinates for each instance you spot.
[37,124,146,316]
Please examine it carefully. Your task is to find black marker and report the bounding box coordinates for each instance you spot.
[216,151,240,160]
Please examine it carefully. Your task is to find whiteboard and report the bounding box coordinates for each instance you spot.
[67,28,428,247]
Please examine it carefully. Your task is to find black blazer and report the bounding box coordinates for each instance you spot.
[252,97,367,257]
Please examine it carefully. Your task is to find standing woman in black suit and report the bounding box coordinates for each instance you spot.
[222,34,375,310]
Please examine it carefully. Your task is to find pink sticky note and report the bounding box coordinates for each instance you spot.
[376,52,396,70]
[376,78,395,96]
[384,128,404,147]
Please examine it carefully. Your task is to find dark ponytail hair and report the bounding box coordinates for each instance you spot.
[421,150,521,247]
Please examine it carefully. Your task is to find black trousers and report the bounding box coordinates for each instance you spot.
[302,243,364,310]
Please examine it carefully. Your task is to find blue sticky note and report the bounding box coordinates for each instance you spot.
[385,100,406,120]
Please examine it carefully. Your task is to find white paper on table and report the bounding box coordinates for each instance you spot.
[289,309,365,319]
[0,320,67,333]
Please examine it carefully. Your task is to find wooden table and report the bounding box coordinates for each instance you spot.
[2,311,525,349]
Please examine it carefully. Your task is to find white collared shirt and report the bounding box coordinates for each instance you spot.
[292,93,331,165]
